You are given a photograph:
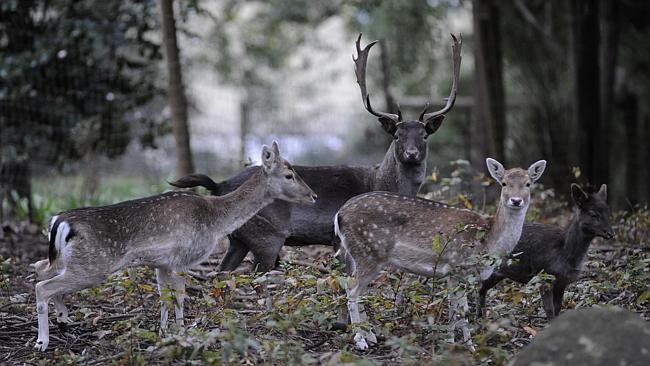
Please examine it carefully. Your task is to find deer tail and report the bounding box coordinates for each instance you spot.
[48,216,72,264]
[168,174,221,195]
[334,212,356,275]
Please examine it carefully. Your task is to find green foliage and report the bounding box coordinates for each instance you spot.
[27,173,168,224]
[0,0,164,166]
[345,0,447,95]
[2,159,648,365]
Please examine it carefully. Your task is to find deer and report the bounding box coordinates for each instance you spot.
[170,33,462,272]
[477,183,614,320]
[31,142,316,351]
[334,158,547,350]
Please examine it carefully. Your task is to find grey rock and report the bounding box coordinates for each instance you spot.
[511,307,650,366]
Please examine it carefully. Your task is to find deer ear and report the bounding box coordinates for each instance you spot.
[261,144,277,173]
[527,160,547,183]
[423,115,445,135]
[271,140,281,160]
[378,117,397,136]
[571,183,588,207]
[485,158,505,184]
[597,184,607,201]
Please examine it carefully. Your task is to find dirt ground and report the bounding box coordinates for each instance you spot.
[1,220,648,365]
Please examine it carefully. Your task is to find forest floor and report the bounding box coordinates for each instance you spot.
[0,205,649,365]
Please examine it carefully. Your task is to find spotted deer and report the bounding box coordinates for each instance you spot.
[170,34,462,272]
[478,183,614,320]
[31,142,316,351]
[334,158,546,350]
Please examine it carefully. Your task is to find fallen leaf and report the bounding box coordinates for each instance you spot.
[523,325,537,337]
[92,330,112,340]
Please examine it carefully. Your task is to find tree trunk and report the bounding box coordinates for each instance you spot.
[645,116,650,204]
[239,96,251,167]
[472,0,506,168]
[571,0,600,184]
[621,89,638,207]
[378,40,398,115]
[598,0,619,186]
[160,0,194,178]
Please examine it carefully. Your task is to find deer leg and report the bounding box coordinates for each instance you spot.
[540,284,555,320]
[156,268,171,331]
[552,281,567,317]
[447,277,473,349]
[477,272,505,317]
[156,268,187,330]
[171,272,186,327]
[52,295,72,324]
[34,271,98,351]
[32,260,71,324]
[218,236,249,271]
[347,262,382,350]
[250,233,288,273]
[331,247,354,330]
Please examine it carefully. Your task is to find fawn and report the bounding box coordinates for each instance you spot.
[31,142,316,351]
[334,158,546,350]
[477,183,613,319]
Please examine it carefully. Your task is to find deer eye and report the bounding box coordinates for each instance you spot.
[501,182,506,187]
[285,174,294,180]
[526,183,531,187]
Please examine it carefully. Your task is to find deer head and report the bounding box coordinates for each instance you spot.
[353,33,462,165]
[486,158,547,213]
[261,141,317,205]
[571,184,614,239]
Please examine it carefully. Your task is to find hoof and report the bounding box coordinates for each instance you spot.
[57,314,73,324]
[353,330,376,351]
[353,333,369,351]
[330,321,347,332]
[34,339,48,352]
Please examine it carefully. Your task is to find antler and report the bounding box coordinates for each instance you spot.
[419,33,463,121]
[353,34,401,123]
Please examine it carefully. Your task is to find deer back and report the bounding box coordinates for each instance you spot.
[50,192,220,265]
[336,192,491,275]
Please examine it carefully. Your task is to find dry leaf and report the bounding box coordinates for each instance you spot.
[523,325,537,337]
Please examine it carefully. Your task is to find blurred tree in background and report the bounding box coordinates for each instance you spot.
[0,0,163,168]
[494,0,650,205]
[1,0,650,216]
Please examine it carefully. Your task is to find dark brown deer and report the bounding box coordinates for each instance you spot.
[171,34,462,272]
[31,142,316,351]
[334,158,546,350]
[477,183,614,320]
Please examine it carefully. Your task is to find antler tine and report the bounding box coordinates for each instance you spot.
[418,102,430,121]
[353,33,400,122]
[421,33,463,120]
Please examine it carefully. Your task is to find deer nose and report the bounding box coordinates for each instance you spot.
[310,193,318,202]
[604,230,615,239]
[509,197,523,207]
[404,148,419,160]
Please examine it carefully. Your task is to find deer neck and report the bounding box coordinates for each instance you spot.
[373,142,425,196]
[485,202,527,255]
[208,169,272,234]
[563,212,595,266]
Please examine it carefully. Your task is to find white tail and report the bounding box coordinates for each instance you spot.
[31,142,316,351]
[335,158,546,350]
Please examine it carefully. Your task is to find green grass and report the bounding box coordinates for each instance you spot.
[26,174,172,224]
